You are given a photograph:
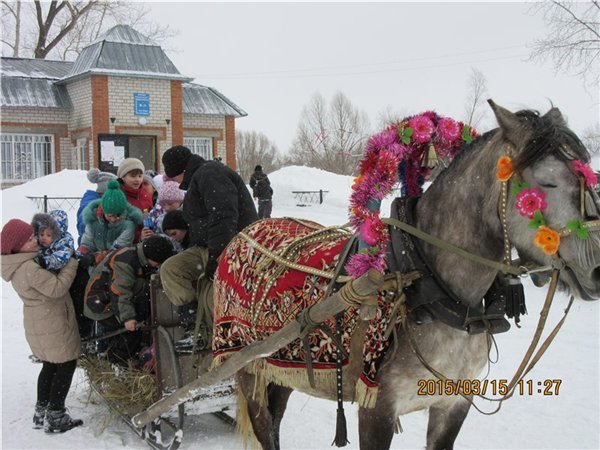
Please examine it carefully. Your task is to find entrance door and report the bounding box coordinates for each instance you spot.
[129,136,156,171]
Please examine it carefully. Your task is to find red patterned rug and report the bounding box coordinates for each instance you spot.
[212,218,397,407]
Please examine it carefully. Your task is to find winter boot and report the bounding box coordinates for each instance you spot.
[44,408,83,433]
[33,403,47,429]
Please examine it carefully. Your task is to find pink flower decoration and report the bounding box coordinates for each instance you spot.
[438,117,461,141]
[361,218,381,246]
[572,160,598,187]
[515,188,547,218]
[409,114,435,143]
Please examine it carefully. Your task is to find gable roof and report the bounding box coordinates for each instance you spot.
[1,57,72,108]
[62,24,191,83]
[183,83,247,117]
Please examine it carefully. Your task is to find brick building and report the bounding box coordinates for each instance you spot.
[0,25,246,187]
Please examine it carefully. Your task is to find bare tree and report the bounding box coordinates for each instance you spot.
[462,68,489,129]
[236,130,282,182]
[1,0,175,60]
[375,104,410,130]
[530,1,600,86]
[582,122,600,154]
[1,0,21,56]
[289,91,371,175]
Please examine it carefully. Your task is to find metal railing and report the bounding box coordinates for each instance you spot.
[26,196,83,213]
[291,190,329,206]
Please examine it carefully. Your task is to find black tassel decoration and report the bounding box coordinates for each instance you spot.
[332,407,349,447]
[503,276,527,324]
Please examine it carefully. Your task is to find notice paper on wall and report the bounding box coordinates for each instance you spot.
[100,140,115,162]
[114,146,125,166]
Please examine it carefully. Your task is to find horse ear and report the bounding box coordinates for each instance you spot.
[487,99,532,146]
[544,107,568,127]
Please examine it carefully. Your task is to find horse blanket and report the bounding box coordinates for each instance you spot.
[212,218,399,407]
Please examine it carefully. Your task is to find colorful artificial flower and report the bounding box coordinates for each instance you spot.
[533,226,560,255]
[438,117,461,141]
[497,156,514,182]
[572,160,598,188]
[515,187,547,219]
[409,114,435,143]
[528,210,546,229]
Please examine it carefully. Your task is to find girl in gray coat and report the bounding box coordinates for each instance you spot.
[0,219,83,433]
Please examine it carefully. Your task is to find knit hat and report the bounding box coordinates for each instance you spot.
[87,168,118,194]
[1,219,34,255]
[117,158,145,179]
[143,170,159,190]
[142,234,174,264]
[162,146,192,178]
[157,181,185,206]
[101,180,128,215]
[255,165,262,172]
[161,210,188,232]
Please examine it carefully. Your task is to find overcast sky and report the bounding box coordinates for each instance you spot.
[146,2,599,154]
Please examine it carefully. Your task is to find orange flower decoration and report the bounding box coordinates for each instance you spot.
[352,174,363,190]
[534,226,560,255]
[497,156,514,181]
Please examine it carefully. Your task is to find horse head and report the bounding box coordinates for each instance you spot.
[489,100,600,301]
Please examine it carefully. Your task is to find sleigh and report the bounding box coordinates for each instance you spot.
[83,275,237,450]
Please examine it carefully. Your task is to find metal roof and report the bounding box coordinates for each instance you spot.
[1,76,71,108]
[0,57,72,79]
[63,25,189,82]
[183,83,247,117]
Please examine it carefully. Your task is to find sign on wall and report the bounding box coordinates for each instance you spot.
[134,92,150,116]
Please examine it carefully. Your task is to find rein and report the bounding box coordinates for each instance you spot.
[393,268,573,415]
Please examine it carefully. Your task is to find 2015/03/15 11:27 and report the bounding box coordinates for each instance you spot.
[416,378,562,396]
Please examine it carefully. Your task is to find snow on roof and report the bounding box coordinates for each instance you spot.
[0,57,72,79]
[183,83,247,117]
[91,24,158,46]
[1,76,71,108]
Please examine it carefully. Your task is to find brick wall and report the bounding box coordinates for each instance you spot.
[66,77,92,168]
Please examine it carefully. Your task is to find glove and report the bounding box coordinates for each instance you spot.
[78,253,94,270]
[204,258,218,281]
[95,250,108,265]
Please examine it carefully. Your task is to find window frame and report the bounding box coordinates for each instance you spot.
[1,133,55,183]
[183,136,213,160]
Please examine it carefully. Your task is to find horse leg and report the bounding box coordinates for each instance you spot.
[358,400,396,450]
[267,383,293,450]
[236,370,278,450]
[426,397,472,450]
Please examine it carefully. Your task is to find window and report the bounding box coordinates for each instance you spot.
[1,134,54,182]
[184,137,212,160]
[74,138,88,170]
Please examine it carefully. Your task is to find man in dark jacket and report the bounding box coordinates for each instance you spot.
[159,145,258,351]
[249,164,273,219]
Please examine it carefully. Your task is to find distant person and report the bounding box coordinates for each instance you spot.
[76,169,117,246]
[159,145,258,352]
[0,219,83,433]
[249,165,273,219]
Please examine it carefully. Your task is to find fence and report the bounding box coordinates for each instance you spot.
[26,195,82,213]
[291,190,329,206]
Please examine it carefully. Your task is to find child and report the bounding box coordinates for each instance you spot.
[78,180,143,268]
[76,169,117,246]
[161,209,189,253]
[1,219,83,433]
[142,181,185,239]
[117,158,154,215]
[31,210,74,273]
[84,234,174,361]
[143,170,159,205]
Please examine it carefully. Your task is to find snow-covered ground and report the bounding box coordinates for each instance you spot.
[1,167,599,449]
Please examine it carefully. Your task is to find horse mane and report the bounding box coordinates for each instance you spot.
[511,109,589,172]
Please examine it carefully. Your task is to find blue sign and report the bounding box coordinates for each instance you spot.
[134,93,150,116]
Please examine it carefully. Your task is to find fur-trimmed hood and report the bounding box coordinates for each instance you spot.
[31,209,68,241]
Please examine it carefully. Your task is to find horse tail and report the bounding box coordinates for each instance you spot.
[235,369,266,450]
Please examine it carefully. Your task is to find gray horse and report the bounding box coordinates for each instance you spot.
[227,101,600,450]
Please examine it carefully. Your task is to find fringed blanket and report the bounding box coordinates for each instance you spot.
[212,218,398,407]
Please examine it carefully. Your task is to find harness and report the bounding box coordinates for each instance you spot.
[386,197,514,334]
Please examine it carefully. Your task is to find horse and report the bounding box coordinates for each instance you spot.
[211,101,600,450]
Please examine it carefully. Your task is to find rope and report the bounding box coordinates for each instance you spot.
[382,217,526,277]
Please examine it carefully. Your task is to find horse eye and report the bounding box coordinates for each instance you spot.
[539,183,557,189]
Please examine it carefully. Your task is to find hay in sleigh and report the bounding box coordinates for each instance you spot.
[79,355,158,415]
